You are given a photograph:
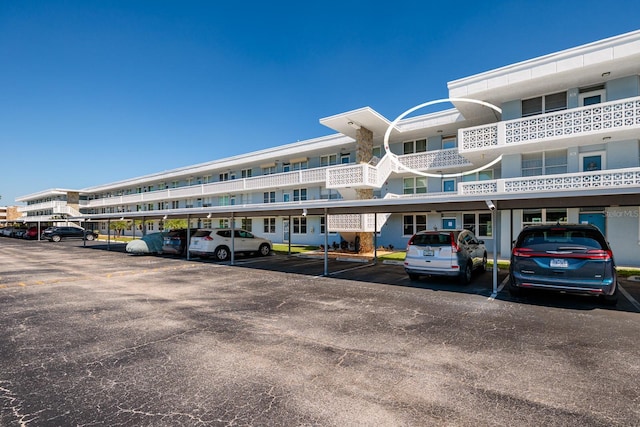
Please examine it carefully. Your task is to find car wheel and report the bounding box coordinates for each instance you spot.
[214,246,230,261]
[258,243,271,257]
[51,235,61,242]
[85,234,95,241]
[459,263,472,285]
[508,279,522,297]
[408,273,420,281]
[600,285,619,306]
[480,254,487,272]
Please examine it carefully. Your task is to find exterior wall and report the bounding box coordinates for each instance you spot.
[606,75,640,101]
[605,207,640,266]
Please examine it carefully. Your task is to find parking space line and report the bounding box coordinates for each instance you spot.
[618,284,640,312]
[317,262,375,278]
[488,274,509,300]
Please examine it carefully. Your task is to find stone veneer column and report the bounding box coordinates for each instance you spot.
[355,126,374,254]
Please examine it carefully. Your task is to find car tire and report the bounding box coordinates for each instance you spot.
[459,263,472,285]
[600,285,619,306]
[51,235,61,242]
[508,279,522,297]
[214,246,230,261]
[480,254,487,272]
[85,234,95,241]
[258,243,271,257]
[408,273,420,281]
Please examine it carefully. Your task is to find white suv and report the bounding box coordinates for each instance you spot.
[188,228,272,261]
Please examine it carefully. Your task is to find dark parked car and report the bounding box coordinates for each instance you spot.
[509,224,618,305]
[404,229,487,284]
[162,228,197,255]
[42,226,98,242]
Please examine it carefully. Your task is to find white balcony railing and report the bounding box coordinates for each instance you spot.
[459,167,640,196]
[460,96,640,152]
[84,167,332,208]
[19,200,72,214]
[327,213,388,233]
[326,148,471,190]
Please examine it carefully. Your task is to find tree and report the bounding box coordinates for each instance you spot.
[109,220,129,237]
[164,219,188,230]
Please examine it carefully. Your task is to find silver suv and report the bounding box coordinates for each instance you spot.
[404,229,487,284]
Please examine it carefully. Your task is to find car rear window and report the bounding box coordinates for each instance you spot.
[193,230,212,238]
[517,228,606,251]
[412,233,452,246]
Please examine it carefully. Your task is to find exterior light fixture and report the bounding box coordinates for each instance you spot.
[206,213,212,219]
[302,208,308,217]
[601,71,611,77]
[347,121,361,130]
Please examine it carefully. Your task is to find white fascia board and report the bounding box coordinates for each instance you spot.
[395,108,464,132]
[80,134,353,193]
[15,188,79,203]
[447,30,640,98]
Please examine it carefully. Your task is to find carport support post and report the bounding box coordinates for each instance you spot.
[82,218,86,247]
[107,218,111,250]
[373,214,378,264]
[37,221,41,241]
[230,213,235,266]
[492,206,498,294]
[324,208,329,276]
[288,215,291,256]
[186,215,191,261]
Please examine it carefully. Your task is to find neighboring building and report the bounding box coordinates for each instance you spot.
[0,206,25,225]
[16,30,640,265]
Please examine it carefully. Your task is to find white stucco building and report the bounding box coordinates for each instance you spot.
[16,30,640,265]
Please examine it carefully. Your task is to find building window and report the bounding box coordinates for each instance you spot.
[282,163,291,172]
[442,136,457,149]
[403,214,427,236]
[264,218,276,233]
[403,177,427,195]
[293,217,307,234]
[523,209,567,226]
[341,153,350,164]
[462,170,494,182]
[171,200,179,209]
[522,91,567,117]
[443,179,456,193]
[241,169,252,179]
[522,150,567,177]
[292,160,308,170]
[372,146,382,158]
[293,188,307,202]
[241,218,252,232]
[202,219,212,228]
[218,219,230,228]
[463,213,475,233]
[262,165,276,175]
[263,191,275,203]
[219,172,229,182]
[403,139,427,154]
[478,213,492,237]
[185,199,194,208]
[320,154,338,167]
[203,175,212,184]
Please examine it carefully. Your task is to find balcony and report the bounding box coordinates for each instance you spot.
[458,167,640,196]
[326,149,471,190]
[459,97,640,153]
[84,167,332,208]
[327,213,388,233]
[20,200,70,214]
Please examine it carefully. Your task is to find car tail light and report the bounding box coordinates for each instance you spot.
[584,249,612,260]
[203,236,214,241]
[512,247,534,257]
[451,233,460,253]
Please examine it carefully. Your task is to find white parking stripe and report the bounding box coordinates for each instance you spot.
[488,275,510,300]
[618,284,640,312]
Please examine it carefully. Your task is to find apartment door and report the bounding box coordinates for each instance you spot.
[579,212,606,235]
[283,219,290,243]
[580,151,606,172]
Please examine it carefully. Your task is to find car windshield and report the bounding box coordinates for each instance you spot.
[517,228,606,252]
[412,233,452,246]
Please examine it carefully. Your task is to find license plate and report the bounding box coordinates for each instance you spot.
[423,250,434,257]
[550,258,569,268]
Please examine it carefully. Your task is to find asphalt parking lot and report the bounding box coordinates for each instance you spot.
[1,238,639,426]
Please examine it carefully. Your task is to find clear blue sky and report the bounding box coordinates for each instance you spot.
[1,0,639,205]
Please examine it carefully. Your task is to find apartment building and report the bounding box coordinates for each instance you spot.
[16,30,640,265]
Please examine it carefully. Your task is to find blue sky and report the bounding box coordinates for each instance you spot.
[1,0,639,205]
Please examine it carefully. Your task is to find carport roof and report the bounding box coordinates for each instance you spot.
[68,188,640,221]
